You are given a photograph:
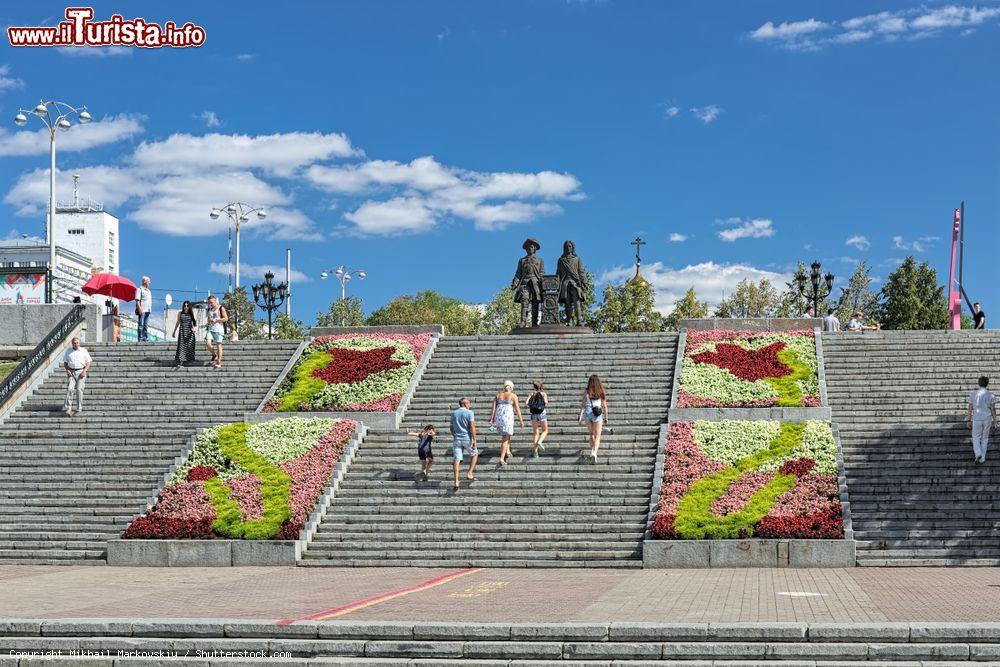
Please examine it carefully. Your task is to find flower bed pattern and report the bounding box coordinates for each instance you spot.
[651,420,842,540]
[266,333,432,413]
[122,417,357,540]
[678,330,820,407]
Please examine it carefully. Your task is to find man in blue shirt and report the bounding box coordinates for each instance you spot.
[450,397,479,491]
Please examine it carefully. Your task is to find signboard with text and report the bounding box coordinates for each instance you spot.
[0,271,47,305]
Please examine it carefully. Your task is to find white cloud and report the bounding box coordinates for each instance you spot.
[209,262,310,284]
[690,105,723,123]
[4,166,148,215]
[664,106,680,118]
[132,131,359,176]
[601,261,790,313]
[0,65,24,92]
[845,235,871,251]
[198,111,221,128]
[668,233,687,243]
[436,27,452,40]
[892,235,938,252]
[55,46,131,57]
[0,114,143,156]
[344,197,437,235]
[716,217,775,242]
[753,5,1000,50]
[235,53,255,62]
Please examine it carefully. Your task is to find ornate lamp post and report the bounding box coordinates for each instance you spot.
[320,265,366,325]
[13,100,92,303]
[209,202,267,292]
[795,260,834,317]
[251,271,287,339]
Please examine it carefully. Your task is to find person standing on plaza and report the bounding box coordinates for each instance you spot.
[490,380,524,467]
[579,374,609,463]
[135,276,153,342]
[526,380,549,458]
[62,337,92,416]
[450,397,479,490]
[172,300,197,368]
[974,302,986,330]
[823,308,841,332]
[204,295,228,369]
[967,376,997,464]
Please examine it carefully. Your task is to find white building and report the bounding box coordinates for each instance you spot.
[0,237,94,304]
[53,176,120,275]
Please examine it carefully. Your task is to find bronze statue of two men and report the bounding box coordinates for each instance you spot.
[512,238,588,328]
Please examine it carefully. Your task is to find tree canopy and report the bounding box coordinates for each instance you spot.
[592,279,666,333]
[367,290,482,335]
[316,295,365,327]
[665,287,709,330]
[877,256,949,330]
[714,278,778,318]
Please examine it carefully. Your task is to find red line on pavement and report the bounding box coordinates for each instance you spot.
[276,567,483,625]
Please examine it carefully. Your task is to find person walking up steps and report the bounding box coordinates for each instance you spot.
[407,424,436,481]
[172,300,197,368]
[579,374,609,463]
[967,376,997,464]
[527,379,549,458]
[490,380,524,467]
[204,295,228,369]
[450,398,479,491]
[62,337,92,416]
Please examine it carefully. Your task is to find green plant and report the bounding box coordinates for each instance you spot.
[765,347,810,407]
[276,349,331,411]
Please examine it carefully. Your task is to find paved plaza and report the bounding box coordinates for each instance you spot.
[3,566,1000,624]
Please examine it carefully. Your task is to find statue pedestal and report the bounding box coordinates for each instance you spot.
[510,325,594,335]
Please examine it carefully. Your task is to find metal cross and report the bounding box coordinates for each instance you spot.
[631,236,646,265]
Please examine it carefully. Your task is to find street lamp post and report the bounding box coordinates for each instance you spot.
[320,265,366,326]
[795,260,834,317]
[14,100,92,304]
[209,202,267,292]
[251,271,287,339]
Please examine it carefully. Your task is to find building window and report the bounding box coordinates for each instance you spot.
[108,231,116,246]
[1,261,13,268]
[68,228,85,235]
[109,249,115,264]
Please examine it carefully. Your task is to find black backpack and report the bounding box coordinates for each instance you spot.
[528,392,546,415]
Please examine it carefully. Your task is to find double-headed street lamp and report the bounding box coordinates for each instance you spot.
[14,100,91,303]
[320,265,366,325]
[209,203,267,292]
[252,271,288,339]
[795,260,834,317]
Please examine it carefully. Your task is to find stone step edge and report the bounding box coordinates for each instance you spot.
[4,619,1000,643]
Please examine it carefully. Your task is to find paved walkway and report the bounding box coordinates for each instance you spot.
[4,566,1000,624]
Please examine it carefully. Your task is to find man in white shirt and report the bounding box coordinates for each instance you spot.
[967,376,997,464]
[135,276,153,342]
[823,308,841,332]
[62,337,92,416]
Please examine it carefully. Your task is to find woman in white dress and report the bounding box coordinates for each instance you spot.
[490,380,524,467]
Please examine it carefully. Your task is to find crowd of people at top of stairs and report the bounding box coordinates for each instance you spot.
[820,302,987,332]
[408,375,611,491]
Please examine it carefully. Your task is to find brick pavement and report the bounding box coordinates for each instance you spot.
[2,566,1000,623]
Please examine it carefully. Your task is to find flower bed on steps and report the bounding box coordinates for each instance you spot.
[265,333,432,413]
[122,417,357,540]
[678,330,821,407]
[651,420,843,540]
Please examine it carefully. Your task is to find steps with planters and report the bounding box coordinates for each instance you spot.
[0,340,302,565]
[301,333,677,567]
[823,330,1000,566]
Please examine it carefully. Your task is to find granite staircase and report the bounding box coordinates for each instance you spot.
[824,330,1000,566]
[302,333,677,567]
[0,340,301,564]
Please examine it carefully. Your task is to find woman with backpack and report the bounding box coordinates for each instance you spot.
[579,374,609,463]
[526,380,549,458]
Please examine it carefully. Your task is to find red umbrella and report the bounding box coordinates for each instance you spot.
[82,273,138,301]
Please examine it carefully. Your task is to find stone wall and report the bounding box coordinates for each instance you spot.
[680,317,820,331]
[310,324,445,337]
[0,304,101,345]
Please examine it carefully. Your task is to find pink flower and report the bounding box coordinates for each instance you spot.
[657,422,726,514]
[711,470,775,517]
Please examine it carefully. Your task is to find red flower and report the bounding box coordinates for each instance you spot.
[690,341,791,382]
[778,458,816,477]
[311,346,406,385]
[754,506,843,539]
[650,513,678,539]
[187,465,218,482]
[121,514,215,540]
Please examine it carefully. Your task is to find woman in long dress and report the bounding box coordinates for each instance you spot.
[490,380,524,467]
[172,300,197,368]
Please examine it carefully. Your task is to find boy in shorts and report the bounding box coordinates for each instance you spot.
[407,424,436,481]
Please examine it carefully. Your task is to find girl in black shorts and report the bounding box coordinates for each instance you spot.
[407,424,436,481]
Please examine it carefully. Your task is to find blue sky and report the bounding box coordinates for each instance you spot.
[0,1,997,322]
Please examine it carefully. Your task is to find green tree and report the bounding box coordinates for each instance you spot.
[714,278,778,318]
[223,287,264,340]
[316,296,365,327]
[665,287,710,330]
[592,279,666,333]
[774,262,831,317]
[479,287,520,335]
[835,261,880,324]
[877,256,949,330]
[367,290,482,335]
[272,313,307,339]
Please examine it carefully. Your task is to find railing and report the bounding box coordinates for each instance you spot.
[0,304,87,408]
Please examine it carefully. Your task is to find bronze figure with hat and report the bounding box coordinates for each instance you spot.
[512,238,545,327]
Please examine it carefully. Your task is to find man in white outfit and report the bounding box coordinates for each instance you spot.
[62,337,92,416]
[967,376,997,464]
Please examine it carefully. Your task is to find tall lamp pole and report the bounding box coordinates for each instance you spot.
[209,202,267,291]
[320,265,366,325]
[251,271,287,339]
[13,101,92,303]
[795,260,834,317]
